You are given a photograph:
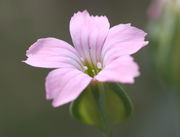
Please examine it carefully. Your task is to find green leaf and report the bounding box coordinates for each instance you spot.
[69,82,133,133]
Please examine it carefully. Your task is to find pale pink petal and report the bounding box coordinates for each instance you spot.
[69,10,110,65]
[23,37,83,69]
[95,56,140,83]
[45,68,92,107]
[101,24,148,65]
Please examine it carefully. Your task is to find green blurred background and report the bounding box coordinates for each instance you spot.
[0,0,179,137]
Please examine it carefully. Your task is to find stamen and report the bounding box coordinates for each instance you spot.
[83,66,88,71]
[97,62,102,69]
[92,69,96,75]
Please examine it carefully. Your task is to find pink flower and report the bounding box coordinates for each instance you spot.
[23,10,148,107]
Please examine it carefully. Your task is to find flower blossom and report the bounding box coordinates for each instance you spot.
[24,10,148,107]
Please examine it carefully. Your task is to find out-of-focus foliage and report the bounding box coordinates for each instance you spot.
[148,0,180,90]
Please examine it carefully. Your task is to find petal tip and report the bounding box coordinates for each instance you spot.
[73,10,89,17]
[52,102,59,108]
[82,9,89,14]
[22,60,28,64]
[52,99,68,108]
[143,41,149,47]
[22,59,33,66]
[21,60,26,63]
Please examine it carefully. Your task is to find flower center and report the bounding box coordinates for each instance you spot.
[82,60,103,77]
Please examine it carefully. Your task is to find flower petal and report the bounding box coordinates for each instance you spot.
[102,24,148,65]
[69,10,110,65]
[45,68,92,107]
[95,56,140,84]
[23,37,83,69]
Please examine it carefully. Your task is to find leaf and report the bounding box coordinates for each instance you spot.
[69,82,133,132]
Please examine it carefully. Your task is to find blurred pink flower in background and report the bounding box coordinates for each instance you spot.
[23,10,148,107]
[148,0,180,20]
[148,0,165,20]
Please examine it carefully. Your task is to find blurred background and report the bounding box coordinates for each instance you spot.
[0,0,180,137]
